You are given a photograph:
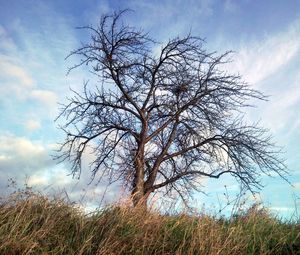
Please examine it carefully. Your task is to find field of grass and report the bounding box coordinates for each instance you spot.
[0,190,299,255]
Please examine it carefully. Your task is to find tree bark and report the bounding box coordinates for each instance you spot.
[132,153,146,207]
[131,120,148,208]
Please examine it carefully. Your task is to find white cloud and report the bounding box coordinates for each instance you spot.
[294,183,300,190]
[47,143,60,151]
[30,89,58,107]
[224,21,300,136]
[0,135,76,197]
[0,136,120,204]
[259,81,300,132]
[28,174,49,186]
[0,55,34,87]
[0,155,11,161]
[0,4,76,117]
[0,136,44,156]
[269,206,292,212]
[0,55,59,110]
[0,59,58,107]
[24,119,41,131]
[229,23,300,86]
[27,167,73,187]
[0,135,50,174]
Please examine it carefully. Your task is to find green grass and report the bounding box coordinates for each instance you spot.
[0,190,299,255]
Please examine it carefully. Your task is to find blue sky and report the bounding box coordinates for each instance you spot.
[0,0,300,217]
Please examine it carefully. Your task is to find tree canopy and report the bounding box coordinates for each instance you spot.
[56,10,287,207]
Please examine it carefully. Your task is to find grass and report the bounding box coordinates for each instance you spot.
[0,190,299,255]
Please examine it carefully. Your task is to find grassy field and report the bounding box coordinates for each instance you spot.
[0,190,299,255]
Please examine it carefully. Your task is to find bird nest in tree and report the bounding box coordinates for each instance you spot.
[172,84,189,95]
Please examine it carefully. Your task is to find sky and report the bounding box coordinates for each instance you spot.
[0,0,299,218]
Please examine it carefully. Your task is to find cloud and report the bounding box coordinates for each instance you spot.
[259,80,300,132]
[24,119,41,132]
[269,206,293,212]
[0,57,58,109]
[221,21,300,137]
[229,23,300,86]
[0,135,72,195]
[0,51,59,110]
[294,183,300,190]
[0,135,51,174]
[0,2,76,120]
[30,89,58,108]
[27,167,73,187]
[0,55,34,87]
[27,174,49,186]
[0,134,120,207]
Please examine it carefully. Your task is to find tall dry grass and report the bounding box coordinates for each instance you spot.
[0,190,299,255]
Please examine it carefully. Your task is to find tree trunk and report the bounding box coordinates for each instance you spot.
[131,160,146,208]
[131,189,147,208]
[132,120,148,208]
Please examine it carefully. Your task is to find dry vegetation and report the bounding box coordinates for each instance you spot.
[0,190,299,255]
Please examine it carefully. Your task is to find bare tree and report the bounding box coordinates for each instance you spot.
[56,10,287,208]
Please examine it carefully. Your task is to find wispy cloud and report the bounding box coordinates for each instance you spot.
[0,26,59,108]
[0,8,74,128]
[230,22,300,86]
[30,89,58,108]
[259,79,300,133]
[221,20,300,137]
[0,56,34,87]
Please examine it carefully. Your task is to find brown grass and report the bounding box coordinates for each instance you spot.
[0,190,299,255]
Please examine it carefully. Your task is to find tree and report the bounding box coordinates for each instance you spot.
[56,10,287,208]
